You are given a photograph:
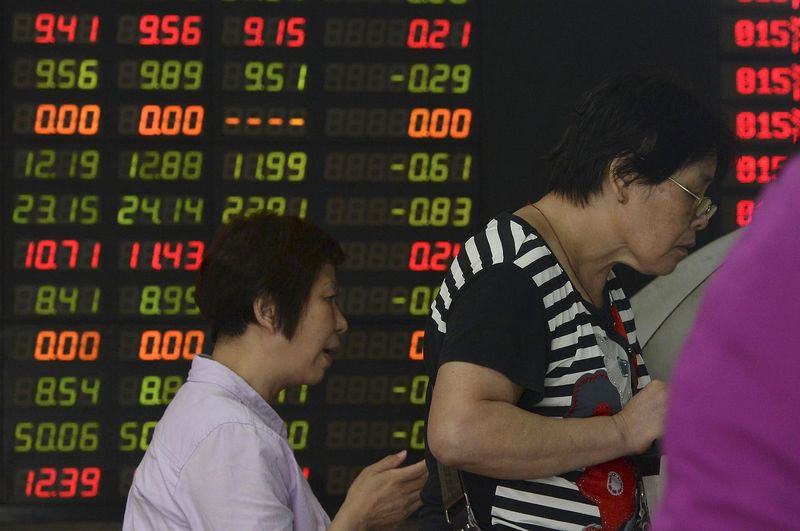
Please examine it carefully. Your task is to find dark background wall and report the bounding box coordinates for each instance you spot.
[479,1,724,293]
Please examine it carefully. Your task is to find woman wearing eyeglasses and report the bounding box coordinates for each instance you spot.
[419,73,734,530]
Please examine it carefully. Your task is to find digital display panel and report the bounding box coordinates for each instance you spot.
[719,0,800,228]
[2,0,786,525]
[1,0,478,519]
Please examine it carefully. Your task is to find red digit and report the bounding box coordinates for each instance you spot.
[34,13,56,43]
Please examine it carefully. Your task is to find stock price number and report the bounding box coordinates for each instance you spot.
[119,421,158,451]
[15,239,101,271]
[736,110,800,141]
[336,285,439,317]
[325,375,428,405]
[119,240,204,271]
[732,18,799,51]
[736,154,786,184]
[325,420,425,451]
[120,150,203,180]
[221,196,308,222]
[322,18,471,49]
[338,328,425,361]
[13,285,101,316]
[13,376,101,407]
[117,195,204,225]
[11,13,99,44]
[11,103,101,136]
[12,58,99,90]
[116,328,206,361]
[323,62,471,94]
[14,422,100,453]
[324,196,471,227]
[14,467,102,500]
[118,104,205,136]
[14,149,100,180]
[116,14,203,46]
[12,194,99,225]
[118,285,198,316]
[117,59,203,90]
[222,151,307,181]
[221,61,308,92]
[338,240,460,272]
[221,16,306,47]
[323,151,473,183]
[9,329,101,362]
[735,65,800,100]
[119,375,184,406]
[324,107,471,139]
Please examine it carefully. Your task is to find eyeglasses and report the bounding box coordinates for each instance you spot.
[667,177,717,220]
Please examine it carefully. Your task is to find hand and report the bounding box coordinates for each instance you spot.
[612,379,668,455]
[334,450,428,531]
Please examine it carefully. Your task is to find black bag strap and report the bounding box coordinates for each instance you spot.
[437,462,482,530]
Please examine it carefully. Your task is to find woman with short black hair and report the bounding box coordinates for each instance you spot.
[124,212,427,531]
[420,72,734,530]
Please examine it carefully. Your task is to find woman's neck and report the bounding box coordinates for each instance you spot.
[517,194,622,307]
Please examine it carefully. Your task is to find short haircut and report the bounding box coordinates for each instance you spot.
[546,72,735,205]
[195,213,345,342]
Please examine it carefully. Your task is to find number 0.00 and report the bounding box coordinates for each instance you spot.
[138,105,204,136]
[407,108,471,139]
[35,104,100,135]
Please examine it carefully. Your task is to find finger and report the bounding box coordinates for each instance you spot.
[365,450,407,474]
[389,459,427,480]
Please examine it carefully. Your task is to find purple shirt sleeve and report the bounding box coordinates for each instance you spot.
[652,160,800,529]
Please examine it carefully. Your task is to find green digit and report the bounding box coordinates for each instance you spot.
[162,61,181,90]
[408,64,428,93]
[162,151,180,180]
[35,59,57,89]
[184,61,203,90]
[140,60,159,90]
[140,196,162,224]
[80,422,99,451]
[119,421,138,451]
[82,377,101,405]
[163,285,181,315]
[140,376,162,406]
[90,287,101,313]
[61,286,80,314]
[58,377,78,406]
[452,64,471,94]
[184,151,203,180]
[139,286,161,315]
[35,377,57,406]
[244,62,263,91]
[287,420,309,450]
[185,197,204,223]
[80,150,99,179]
[265,62,284,91]
[287,152,307,181]
[296,64,307,91]
[410,420,425,450]
[77,59,99,90]
[14,422,33,452]
[35,285,57,315]
[57,59,77,89]
[265,152,285,181]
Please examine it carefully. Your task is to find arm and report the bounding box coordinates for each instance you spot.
[428,360,666,480]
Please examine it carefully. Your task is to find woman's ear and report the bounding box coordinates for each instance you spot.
[608,156,633,204]
[253,295,277,333]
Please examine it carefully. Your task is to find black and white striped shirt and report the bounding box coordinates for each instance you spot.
[421,212,650,530]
